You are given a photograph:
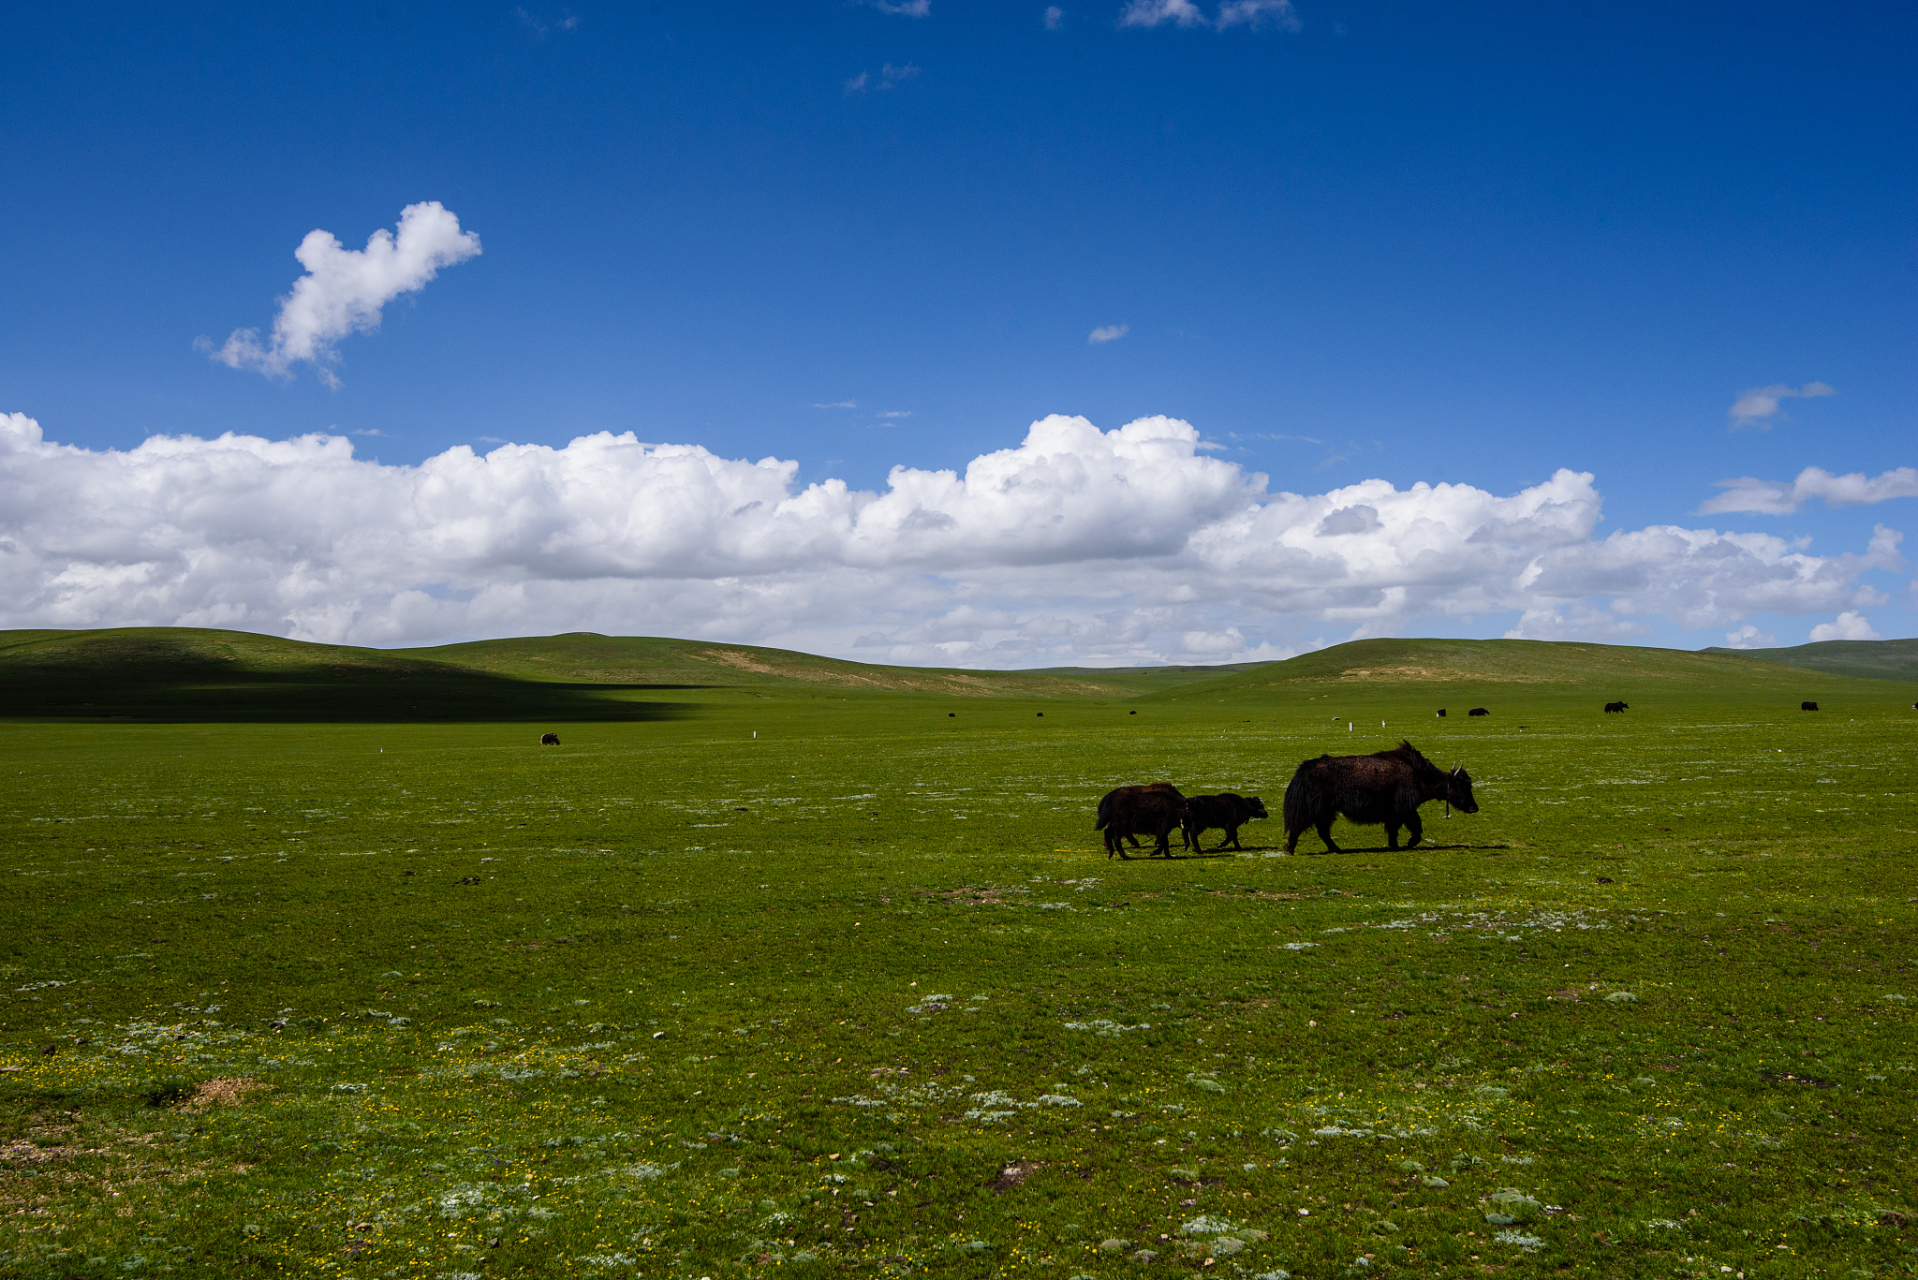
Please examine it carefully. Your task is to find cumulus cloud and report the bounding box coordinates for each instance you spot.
[1728,380,1835,429]
[1088,323,1129,344]
[1809,610,1881,642]
[1700,465,1918,515]
[0,410,1904,667]
[202,202,481,388]
[1119,0,1297,29]
[1722,623,1775,649]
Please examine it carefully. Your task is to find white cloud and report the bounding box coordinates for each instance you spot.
[1700,465,1918,515]
[879,410,913,419]
[1217,0,1300,30]
[0,410,1904,667]
[202,202,481,388]
[845,63,920,94]
[1120,0,1208,27]
[1728,380,1835,429]
[1044,6,1066,29]
[813,401,858,409]
[869,0,931,15]
[1808,610,1881,642]
[1119,0,1296,29]
[1722,623,1775,649]
[1088,323,1129,344]
[516,8,579,37]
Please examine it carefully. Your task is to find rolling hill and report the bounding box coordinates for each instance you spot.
[2,627,1912,721]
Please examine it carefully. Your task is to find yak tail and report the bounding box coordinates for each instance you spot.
[1094,793,1113,830]
[1281,760,1317,834]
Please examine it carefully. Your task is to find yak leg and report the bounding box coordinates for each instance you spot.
[1221,824,1242,851]
[1385,823,1401,851]
[1404,811,1424,849]
[1315,820,1340,854]
[1284,826,1301,854]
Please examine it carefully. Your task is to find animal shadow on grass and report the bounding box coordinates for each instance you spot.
[1301,841,1511,855]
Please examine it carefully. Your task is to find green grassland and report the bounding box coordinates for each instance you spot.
[2,630,1916,1280]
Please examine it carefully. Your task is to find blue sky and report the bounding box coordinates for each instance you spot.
[1,1,1912,665]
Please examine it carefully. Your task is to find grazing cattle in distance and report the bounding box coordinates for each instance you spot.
[540,732,561,745]
[1801,701,1819,712]
[1467,707,1489,717]
[1182,792,1269,852]
[1097,784,1187,859]
[1282,741,1478,854]
[1435,708,1446,717]
[1604,701,1628,713]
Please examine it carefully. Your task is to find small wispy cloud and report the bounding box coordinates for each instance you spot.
[868,0,931,15]
[1120,0,1296,30]
[199,201,482,389]
[516,7,579,38]
[1227,431,1324,445]
[1044,5,1065,29]
[1699,465,1918,515]
[1088,323,1129,344]
[1120,0,1206,26]
[879,410,913,419]
[1217,0,1299,28]
[813,401,858,409]
[846,63,921,93]
[1728,380,1835,429]
[350,428,383,437]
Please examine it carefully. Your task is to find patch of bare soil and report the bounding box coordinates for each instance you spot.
[991,1160,1041,1190]
[183,1077,268,1111]
[1335,664,1562,683]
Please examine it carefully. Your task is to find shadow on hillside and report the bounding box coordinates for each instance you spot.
[0,648,696,724]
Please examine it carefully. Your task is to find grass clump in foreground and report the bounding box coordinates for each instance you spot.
[1,635,1915,1278]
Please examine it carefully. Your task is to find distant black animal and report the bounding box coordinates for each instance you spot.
[1181,792,1269,852]
[540,732,561,745]
[1435,708,1446,717]
[1097,783,1186,859]
[1282,741,1478,854]
[1467,707,1489,717]
[1604,701,1628,713]
[1801,701,1819,712]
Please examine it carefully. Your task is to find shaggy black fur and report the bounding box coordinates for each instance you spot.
[1096,783,1186,859]
[1181,792,1269,852]
[1281,740,1478,855]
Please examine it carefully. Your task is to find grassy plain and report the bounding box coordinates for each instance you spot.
[2,632,1916,1280]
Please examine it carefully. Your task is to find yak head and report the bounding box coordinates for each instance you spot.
[1445,764,1480,814]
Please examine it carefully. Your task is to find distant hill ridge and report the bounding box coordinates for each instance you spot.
[0,626,1911,721]
[1703,637,1918,683]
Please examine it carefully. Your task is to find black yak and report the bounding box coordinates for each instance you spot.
[1467,707,1489,716]
[1181,792,1269,852]
[1096,783,1186,859]
[1282,741,1478,854]
[1436,708,1447,717]
[1801,701,1819,711]
[540,732,561,745]
[1604,701,1628,713]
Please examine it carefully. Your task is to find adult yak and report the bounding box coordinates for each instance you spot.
[1604,701,1628,713]
[1282,741,1478,854]
[1097,783,1186,859]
